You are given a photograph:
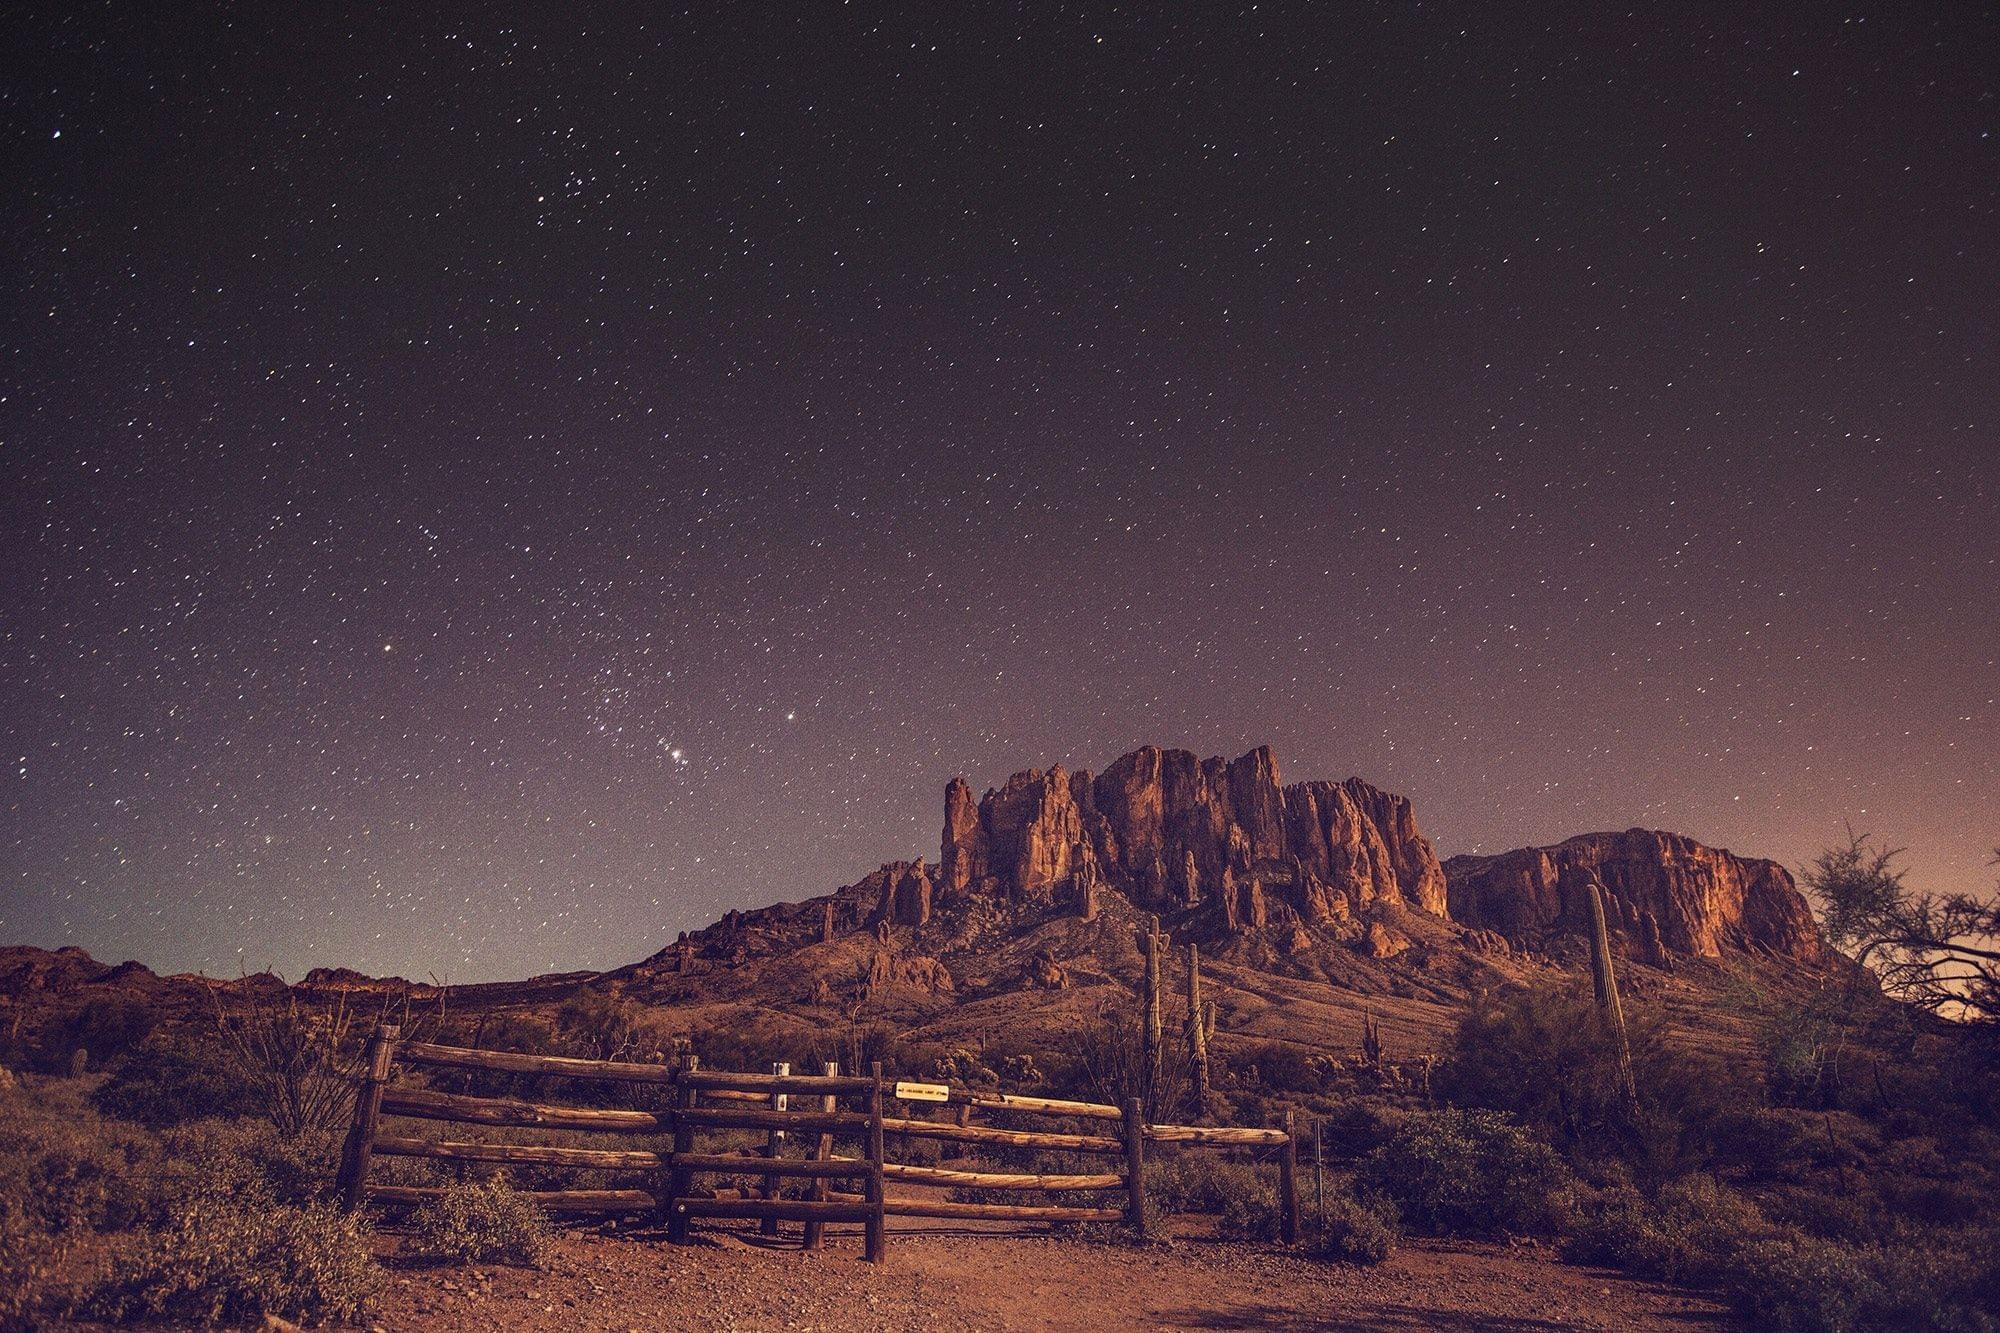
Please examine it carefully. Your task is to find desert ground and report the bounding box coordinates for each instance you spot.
[364,1211,1727,1332]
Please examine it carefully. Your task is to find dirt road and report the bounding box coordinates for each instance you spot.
[369,1223,1730,1331]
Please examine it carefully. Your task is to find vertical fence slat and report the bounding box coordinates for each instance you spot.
[1279,1107,1300,1245]
[761,1060,789,1237]
[864,1060,886,1264]
[667,1052,697,1243]
[803,1059,837,1251]
[337,1022,399,1210]
[1122,1096,1147,1238]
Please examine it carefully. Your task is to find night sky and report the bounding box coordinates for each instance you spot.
[4,5,1995,983]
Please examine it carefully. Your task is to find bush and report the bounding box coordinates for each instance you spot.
[1728,1231,2000,1333]
[405,1177,551,1267]
[1358,1108,1576,1237]
[1568,1175,1772,1284]
[1,1212,64,1331]
[81,1197,381,1327]
[0,1114,153,1234]
[91,1035,259,1128]
[30,996,159,1074]
[1441,984,1743,1183]
[1218,1173,1282,1241]
[1145,1153,1272,1217]
[154,1117,330,1210]
[1306,1195,1397,1265]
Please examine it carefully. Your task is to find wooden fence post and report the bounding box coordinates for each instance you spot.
[1122,1096,1147,1238]
[337,1022,399,1210]
[864,1060,886,1264]
[804,1060,837,1251]
[1312,1116,1325,1227]
[761,1060,789,1237]
[1278,1108,1300,1245]
[667,1052,697,1243]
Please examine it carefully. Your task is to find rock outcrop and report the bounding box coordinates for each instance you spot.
[939,745,1449,933]
[1443,829,1819,961]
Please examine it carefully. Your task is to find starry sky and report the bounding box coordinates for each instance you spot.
[4,4,1996,982]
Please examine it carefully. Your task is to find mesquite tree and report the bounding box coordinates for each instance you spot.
[1808,832,2000,1027]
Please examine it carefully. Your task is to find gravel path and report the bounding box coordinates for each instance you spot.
[368,1223,1731,1331]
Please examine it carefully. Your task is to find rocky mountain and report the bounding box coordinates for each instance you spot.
[937,744,1447,929]
[1,744,1833,1065]
[1445,829,1820,962]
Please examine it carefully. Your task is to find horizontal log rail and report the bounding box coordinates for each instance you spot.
[671,1152,870,1179]
[699,1088,766,1104]
[366,1184,657,1213]
[880,1115,1124,1155]
[371,1136,664,1170]
[379,1085,668,1133]
[676,1106,870,1135]
[682,1069,876,1096]
[393,1039,678,1084]
[877,1161,1123,1192]
[1143,1123,1289,1147]
[883,1198,1126,1224]
[955,1090,1123,1122]
[672,1198,875,1224]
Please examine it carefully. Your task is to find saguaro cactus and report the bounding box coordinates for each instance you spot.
[1141,916,1164,1077]
[1186,941,1209,1111]
[1360,1008,1383,1068]
[1586,879,1639,1109]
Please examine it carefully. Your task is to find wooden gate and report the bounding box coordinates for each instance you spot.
[335,1024,1299,1264]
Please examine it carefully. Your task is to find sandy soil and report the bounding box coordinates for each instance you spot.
[367,1220,1730,1331]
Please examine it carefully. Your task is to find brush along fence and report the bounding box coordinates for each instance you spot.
[335,1023,1299,1262]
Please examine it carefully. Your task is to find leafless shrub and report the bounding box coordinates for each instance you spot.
[1067,1013,1192,1121]
[210,983,441,1139]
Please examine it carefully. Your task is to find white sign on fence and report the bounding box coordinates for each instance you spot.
[893,1080,950,1103]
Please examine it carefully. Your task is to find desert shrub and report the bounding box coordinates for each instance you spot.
[1724,1232,2000,1333]
[1440,984,1743,1183]
[1217,1172,1282,1241]
[1358,1108,1576,1237]
[31,996,159,1074]
[405,1177,551,1267]
[1145,1153,1272,1217]
[0,1113,153,1234]
[91,1033,259,1127]
[1233,1041,1321,1095]
[210,991,368,1138]
[0,1212,64,1331]
[1065,1014,1194,1121]
[154,1117,330,1210]
[1305,1194,1397,1266]
[81,1196,381,1327]
[1568,1175,1773,1284]
[555,991,651,1061]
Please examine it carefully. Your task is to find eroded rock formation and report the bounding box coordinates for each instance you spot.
[1443,829,1819,960]
[938,745,1449,934]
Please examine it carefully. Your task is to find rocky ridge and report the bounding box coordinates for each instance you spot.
[1,744,1829,1062]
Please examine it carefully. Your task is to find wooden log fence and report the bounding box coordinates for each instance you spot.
[335,1025,1303,1262]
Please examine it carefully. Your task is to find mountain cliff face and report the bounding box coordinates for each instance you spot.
[937,745,1448,934]
[1443,829,1820,961]
[652,745,1821,976]
[3,746,1833,1069]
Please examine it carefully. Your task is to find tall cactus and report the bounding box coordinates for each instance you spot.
[1186,941,1209,1111]
[1586,879,1639,1110]
[1141,916,1163,1079]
